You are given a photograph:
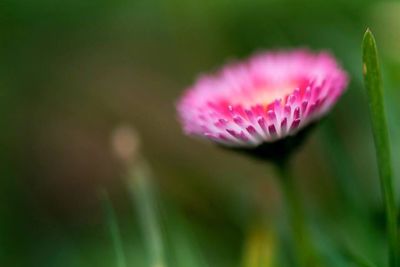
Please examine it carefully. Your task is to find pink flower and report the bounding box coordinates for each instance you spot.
[177,49,348,147]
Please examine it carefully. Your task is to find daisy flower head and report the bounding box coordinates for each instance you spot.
[177,49,348,149]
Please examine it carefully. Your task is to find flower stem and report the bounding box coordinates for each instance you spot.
[275,161,319,267]
[362,29,399,267]
[100,190,127,267]
[129,160,166,267]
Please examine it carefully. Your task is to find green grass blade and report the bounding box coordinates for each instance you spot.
[100,190,127,267]
[242,222,276,267]
[163,206,209,267]
[129,161,166,267]
[341,245,378,267]
[362,28,398,267]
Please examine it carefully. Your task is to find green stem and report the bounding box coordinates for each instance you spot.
[129,160,166,267]
[275,161,319,267]
[100,190,127,267]
[362,29,399,267]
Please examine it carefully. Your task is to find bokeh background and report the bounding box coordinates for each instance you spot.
[2,0,400,266]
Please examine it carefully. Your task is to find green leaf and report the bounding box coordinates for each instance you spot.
[362,28,398,267]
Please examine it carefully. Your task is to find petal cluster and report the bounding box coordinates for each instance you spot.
[177,50,348,147]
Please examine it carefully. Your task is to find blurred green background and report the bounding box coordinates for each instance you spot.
[2,0,400,266]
